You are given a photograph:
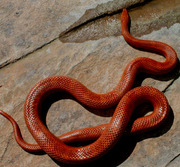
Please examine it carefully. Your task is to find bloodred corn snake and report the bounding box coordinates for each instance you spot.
[0,9,178,164]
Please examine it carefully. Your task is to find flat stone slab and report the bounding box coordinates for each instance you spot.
[0,0,146,68]
[1,0,180,69]
[60,0,180,43]
[0,22,180,166]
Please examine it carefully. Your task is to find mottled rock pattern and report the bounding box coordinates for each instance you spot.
[0,0,180,167]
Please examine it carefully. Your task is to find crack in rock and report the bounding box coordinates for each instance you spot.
[0,132,13,161]
[165,153,180,167]
[59,0,180,43]
[60,0,147,36]
[0,0,148,70]
[0,37,58,70]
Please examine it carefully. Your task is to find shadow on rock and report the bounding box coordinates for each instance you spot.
[51,107,174,167]
[36,51,179,166]
[52,108,174,167]
[37,87,174,167]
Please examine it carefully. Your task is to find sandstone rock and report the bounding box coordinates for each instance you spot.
[60,0,180,43]
[0,0,180,166]
[0,0,146,68]
[0,22,180,166]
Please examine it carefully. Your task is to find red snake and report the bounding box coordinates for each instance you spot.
[0,9,178,164]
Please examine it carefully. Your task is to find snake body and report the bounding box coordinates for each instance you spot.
[0,9,178,164]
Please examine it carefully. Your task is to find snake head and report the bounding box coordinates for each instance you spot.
[121,9,129,25]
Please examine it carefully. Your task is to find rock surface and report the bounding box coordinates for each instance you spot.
[0,0,146,68]
[60,0,180,43]
[0,0,180,167]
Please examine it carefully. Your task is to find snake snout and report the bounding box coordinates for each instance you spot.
[121,9,129,24]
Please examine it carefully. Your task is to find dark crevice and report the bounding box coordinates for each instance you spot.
[165,153,180,167]
[162,61,180,93]
[162,78,177,93]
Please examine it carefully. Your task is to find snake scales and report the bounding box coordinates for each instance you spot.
[0,9,178,164]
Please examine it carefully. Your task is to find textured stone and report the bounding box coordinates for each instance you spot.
[0,0,146,68]
[60,0,180,43]
[0,22,180,166]
[0,0,180,166]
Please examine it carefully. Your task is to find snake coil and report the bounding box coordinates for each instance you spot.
[0,9,177,164]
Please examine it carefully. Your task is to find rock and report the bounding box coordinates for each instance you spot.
[0,0,180,166]
[60,0,180,43]
[0,0,146,68]
[0,22,180,166]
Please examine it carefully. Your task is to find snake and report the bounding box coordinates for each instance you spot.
[0,9,178,164]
